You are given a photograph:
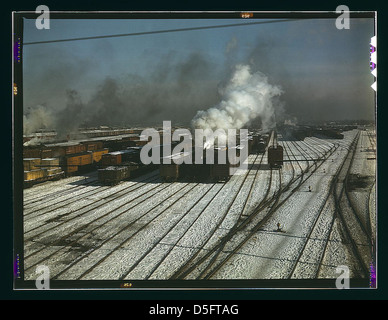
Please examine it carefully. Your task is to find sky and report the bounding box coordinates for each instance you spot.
[22,15,375,134]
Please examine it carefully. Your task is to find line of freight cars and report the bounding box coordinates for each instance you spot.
[23,127,143,144]
[159,148,232,182]
[23,132,161,187]
[160,134,267,182]
[23,141,110,188]
[278,125,345,141]
[23,157,65,188]
[266,130,284,168]
[97,133,269,184]
[98,146,239,184]
[97,147,158,185]
[23,131,269,186]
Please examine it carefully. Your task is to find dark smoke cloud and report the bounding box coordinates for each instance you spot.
[23,26,374,140]
[24,47,223,137]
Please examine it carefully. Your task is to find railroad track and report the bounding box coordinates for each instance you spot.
[23,172,162,237]
[287,131,372,279]
[163,153,270,280]
[366,130,376,155]
[333,131,373,278]
[23,175,99,206]
[52,182,204,280]
[24,134,364,281]
[141,153,266,280]
[123,153,265,280]
[23,171,159,220]
[24,178,191,279]
[169,137,338,280]
[188,140,300,280]
[192,140,331,280]
[287,133,358,278]
[55,154,263,280]
[27,153,256,280]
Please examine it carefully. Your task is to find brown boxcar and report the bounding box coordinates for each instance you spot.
[101,151,122,166]
[23,147,41,159]
[100,149,139,167]
[83,141,104,151]
[41,149,53,159]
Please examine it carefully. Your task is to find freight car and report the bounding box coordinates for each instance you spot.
[159,147,234,182]
[23,157,64,188]
[82,141,104,151]
[159,163,181,181]
[159,152,192,181]
[257,140,266,153]
[98,163,138,185]
[249,135,262,153]
[318,129,344,139]
[61,151,94,175]
[99,138,129,152]
[92,148,109,163]
[23,169,65,188]
[268,145,284,168]
[209,147,232,181]
[160,162,215,182]
[100,148,142,167]
[98,162,157,185]
[210,163,230,181]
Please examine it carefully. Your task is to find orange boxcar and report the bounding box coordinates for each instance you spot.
[65,152,93,173]
[92,148,109,163]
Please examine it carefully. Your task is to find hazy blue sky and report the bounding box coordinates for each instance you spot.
[22,16,375,130]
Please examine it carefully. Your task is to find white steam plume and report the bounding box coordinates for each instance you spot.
[191,64,283,132]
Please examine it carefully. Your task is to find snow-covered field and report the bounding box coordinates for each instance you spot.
[22,129,376,287]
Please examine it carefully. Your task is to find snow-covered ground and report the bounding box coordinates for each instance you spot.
[22,130,376,286]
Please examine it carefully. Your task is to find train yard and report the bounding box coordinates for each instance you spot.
[22,127,376,285]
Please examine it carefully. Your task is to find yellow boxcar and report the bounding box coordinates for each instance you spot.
[65,152,93,173]
[92,148,109,163]
[41,158,60,168]
[23,158,41,171]
[24,169,47,181]
[47,168,63,176]
[65,143,86,155]
[80,152,93,165]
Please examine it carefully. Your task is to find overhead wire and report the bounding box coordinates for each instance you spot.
[23,18,301,45]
